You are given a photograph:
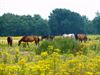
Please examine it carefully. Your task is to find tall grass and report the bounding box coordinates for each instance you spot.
[36,38,79,54]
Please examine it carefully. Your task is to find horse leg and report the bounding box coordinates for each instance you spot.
[35,40,39,46]
[27,42,30,47]
[8,42,11,46]
[10,42,12,46]
[8,42,9,46]
[35,41,38,45]
[7,41,9,46]
[81,40,83,42]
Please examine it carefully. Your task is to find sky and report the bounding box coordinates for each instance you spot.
[0,0,100,20]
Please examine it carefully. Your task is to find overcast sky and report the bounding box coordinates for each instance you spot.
[0,0,100,20]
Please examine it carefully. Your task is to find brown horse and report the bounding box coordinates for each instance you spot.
[41,35,55,40]
[7,36,13,46]
[75,34,87,42]
[18,35,40,46]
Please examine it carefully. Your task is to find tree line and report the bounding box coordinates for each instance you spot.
[0,8,100,36]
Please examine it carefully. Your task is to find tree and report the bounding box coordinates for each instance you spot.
[82,16,92,34]
[33,15,50,35]
[0,13,50,36]
[48,8,85,35]
[92,12,100,34]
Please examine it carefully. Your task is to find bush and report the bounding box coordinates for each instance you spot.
[36,38,78,54]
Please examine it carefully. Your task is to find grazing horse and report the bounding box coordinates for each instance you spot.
[41,35,55,40]
[18,35,40,46]
[62,34,75,39]
[75,34,87,42]
[7,36,13,46]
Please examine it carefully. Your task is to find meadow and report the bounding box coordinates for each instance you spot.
[0,35,100,75]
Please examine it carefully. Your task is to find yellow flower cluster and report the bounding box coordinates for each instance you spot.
[41,52,48,58]
[18,59,26,65]
[0,54,100,75]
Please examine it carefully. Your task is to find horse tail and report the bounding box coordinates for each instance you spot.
[34,37,40,45]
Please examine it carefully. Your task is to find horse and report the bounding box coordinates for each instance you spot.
[75,34,87,42]
[18,35,40,46]
[7,36,13,46]
[41,35,55,40]
[62,34,75,39]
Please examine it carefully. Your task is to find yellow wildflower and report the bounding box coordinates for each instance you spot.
[18,59,25,65]
[41,52,48,58]
[85,72,93,75]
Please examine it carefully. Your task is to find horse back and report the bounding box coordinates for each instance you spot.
[21,36,35,42]
[76,34,87,41]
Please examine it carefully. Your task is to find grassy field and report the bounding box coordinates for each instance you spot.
[0,35,100,75]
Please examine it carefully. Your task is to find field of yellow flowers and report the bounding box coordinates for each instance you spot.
[0,35,100,75]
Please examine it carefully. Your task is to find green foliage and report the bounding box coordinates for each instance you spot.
[48,8,85,35]
[92,14,100,34]
[0,13,50,36]
[1,9,100,36]
[36,38,78,54]
[33,15,50,35]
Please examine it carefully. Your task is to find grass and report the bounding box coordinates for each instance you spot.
[0,35,100,75]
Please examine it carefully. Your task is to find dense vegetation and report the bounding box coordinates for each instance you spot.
[0,8,100,36]
[0,36,100,75]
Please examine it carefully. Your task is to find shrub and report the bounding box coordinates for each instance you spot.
[36,38,78,54]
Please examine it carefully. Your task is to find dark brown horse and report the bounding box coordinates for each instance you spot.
[18,35,40,46]
[75,34,87,42]
[41,35,55,40]
[7,36,13,46]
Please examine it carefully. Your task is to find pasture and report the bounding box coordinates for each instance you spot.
[0,35,100,75]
